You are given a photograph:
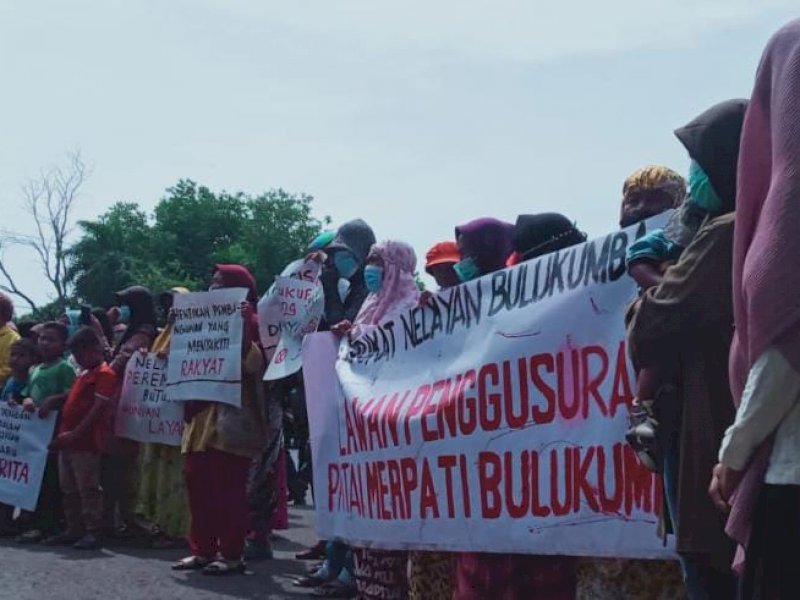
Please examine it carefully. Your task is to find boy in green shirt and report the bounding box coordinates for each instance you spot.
[16,322,75,543]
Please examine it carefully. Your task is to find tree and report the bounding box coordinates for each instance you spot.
[0,151,88,314]
[68,180,327,307]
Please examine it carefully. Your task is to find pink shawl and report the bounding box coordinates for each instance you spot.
[728,18,800,572]
[354,240,420,327]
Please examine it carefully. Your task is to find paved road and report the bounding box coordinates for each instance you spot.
[0,504,320,600]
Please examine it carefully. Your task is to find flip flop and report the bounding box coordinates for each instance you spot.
[172,555,212,571]
[202,560,246,576]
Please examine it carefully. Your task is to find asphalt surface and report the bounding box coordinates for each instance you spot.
[0,503,320,600]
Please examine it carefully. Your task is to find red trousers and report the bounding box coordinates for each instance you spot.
[184,449,251,560]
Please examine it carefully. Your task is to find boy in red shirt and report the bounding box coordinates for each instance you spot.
[43,327,116,550]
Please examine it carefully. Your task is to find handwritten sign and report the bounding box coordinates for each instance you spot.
[303,217,675,558]
[263,276,324,381]
[259,257,322,364]
[0,406,57,511]
[166,287,247,407]
[116,352,184,446]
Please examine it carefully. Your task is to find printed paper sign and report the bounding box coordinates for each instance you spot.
[0,406,57,511]
[116,352,184,446]
[166,287,247,407]
[259,257,324,379]
[303,217,676,558]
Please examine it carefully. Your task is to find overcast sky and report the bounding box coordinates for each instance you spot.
[0,1,796,310]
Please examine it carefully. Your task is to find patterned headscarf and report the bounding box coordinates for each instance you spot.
[622,166,687,206]
[355,241,420,327]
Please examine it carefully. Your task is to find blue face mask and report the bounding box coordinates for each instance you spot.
[334,251,359,279]
[364,265,384,294]
[119,305,131,324]
[688,160,723,214]
[453,257,480,282]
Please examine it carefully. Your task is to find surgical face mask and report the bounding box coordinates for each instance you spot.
[688,160,723,214]
[119,305,131,324]
[334,251,359,279]
[65,310,81,337]
[453,257,480,282]
[364,265,384,294]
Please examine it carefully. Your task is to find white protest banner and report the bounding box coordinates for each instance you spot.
[303,217,676,558]
[258,257,324,379]
[166,287,247,407]
[116,352,184,446]
[0,406,57,511]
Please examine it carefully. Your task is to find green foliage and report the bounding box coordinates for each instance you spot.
[68,180,326,307]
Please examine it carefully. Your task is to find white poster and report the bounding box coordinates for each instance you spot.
[116,352,184,446]
[258,257,324,379]
[303,218,675,558]
[166,287,247,407]
[0,406,57,511]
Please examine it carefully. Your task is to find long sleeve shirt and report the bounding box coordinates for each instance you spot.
[719,346,800,484]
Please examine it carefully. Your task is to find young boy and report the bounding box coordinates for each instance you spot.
[0,339,41,535]
[14,322,76,543]
[43,327,115,550]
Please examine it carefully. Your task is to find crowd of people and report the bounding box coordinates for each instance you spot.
[0,17,799,600]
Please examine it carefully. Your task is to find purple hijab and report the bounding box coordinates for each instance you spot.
[455,217,514,275]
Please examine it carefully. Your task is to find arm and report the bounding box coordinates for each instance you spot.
[628,261,664,290]
[628,215,734,367]
[719,347,800,470]
[110,331,151,376]
[51,391,111,449]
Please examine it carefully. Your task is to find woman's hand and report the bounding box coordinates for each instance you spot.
[22,398,36,413]
[419,291,434,307]
[38,396,60,419]
[708,462,744,513]
[331,320,352,337]
[49,431,76,451]
[305,251,326,264]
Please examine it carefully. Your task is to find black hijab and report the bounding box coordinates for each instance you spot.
[114,285,157,348]
[512,213,587,260]
[674,99,748,214]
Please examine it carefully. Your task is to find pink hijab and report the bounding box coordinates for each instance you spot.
[354,240,420,327]
[728,19,800,572]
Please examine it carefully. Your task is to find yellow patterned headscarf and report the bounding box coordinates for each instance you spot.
[622,165,687,206]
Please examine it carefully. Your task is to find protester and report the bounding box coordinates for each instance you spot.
[103,286,157,537]
[619,166,686,229]
[424,240,461,289]
[710,20,800,599]
[44,327,116,550]
[320,219,377,328]
[12,322,76,543]
[173,264,267,576]
[322,240,420,600]
[449,216,570,600]
[405,240,463,600]
[627,99,747,598]
[0,339,41,535]
[137,287,190,548]
[294,220,377,591]
[0,292,21,387]
[580,172,690,599]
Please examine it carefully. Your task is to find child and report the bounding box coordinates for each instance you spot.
[0,339,41,535]
[43,327,116,550]
[14,322,76,543]
[0,292,20,388]
[625,160,722,471]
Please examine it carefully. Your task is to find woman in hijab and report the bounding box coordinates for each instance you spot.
[627,99,746,599]
[455,215,582,600]
[137,287,191,548]
[173,264,267,576]
[314,240,419,600]
[102,286,158,537]
[708,20,800,599]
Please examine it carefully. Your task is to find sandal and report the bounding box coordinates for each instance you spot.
[16,529,44,544]
[171,555,213,571]
[202,559,246,576]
